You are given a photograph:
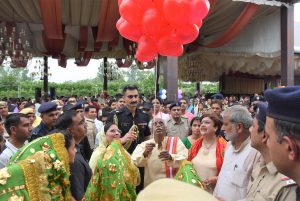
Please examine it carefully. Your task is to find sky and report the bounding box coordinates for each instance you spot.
[26,3,300,83]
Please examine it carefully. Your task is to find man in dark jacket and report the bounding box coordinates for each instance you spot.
[55,110,92,201]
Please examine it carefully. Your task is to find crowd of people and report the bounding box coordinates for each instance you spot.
[0,84,299,201]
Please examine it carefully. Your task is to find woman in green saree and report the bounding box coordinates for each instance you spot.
[0,130,75,201]
[89,122,121,173]
[84,123,140,201]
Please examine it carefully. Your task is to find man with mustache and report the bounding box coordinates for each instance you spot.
[132,118,188,187]
[108,85,151,154]
[107,85,151,192]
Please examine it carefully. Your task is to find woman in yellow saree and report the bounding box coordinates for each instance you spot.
[83,123,140,201]
[0,130,75,201]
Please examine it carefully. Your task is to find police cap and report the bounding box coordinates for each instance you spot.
[169,102,182,110]
[38,102,57,113]
[265,86,300,124]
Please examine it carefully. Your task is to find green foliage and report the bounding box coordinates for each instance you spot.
[0,65,218,98]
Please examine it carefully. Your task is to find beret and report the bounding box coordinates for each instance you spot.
[254,102,268,126]
[265,86,300,124]
[0,101,7,107]
[211,93,224,100]
[19,108,35,115]
[251,95,266,103]
[70,101,84,111]
[38,102,57,113]
[63,103,74,112]
[169,102,182,110]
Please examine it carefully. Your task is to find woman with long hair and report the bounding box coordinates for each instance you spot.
[188,113,227,193]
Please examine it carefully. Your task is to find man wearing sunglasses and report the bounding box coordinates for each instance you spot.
[107,84,151,192]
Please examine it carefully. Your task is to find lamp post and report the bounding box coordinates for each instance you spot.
[43,56,48,99]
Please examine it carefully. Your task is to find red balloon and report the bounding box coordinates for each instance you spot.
[153,0,164,13]
[136,35,157,62]
[119,0,143,25]
[163,0,192,26]
[116,17,125,30]
[175,24,199,44]
[118,20,142,42]
[135,0,154,10]
[157,23,174,38]
[157,35,183,56]
[195,19,203,28]
[189,0,210,24]
[118,0,123,6]
[142,8,164,37]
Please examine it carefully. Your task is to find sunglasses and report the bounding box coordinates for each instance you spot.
[127,95,138,99]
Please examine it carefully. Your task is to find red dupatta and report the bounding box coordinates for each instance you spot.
[188,136,227,175]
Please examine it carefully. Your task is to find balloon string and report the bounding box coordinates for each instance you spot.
[153,56,158,127]
[154,56,158,101]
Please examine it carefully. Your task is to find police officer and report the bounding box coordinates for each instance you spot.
[247,102,296,201]
[107,85,151,154]
[107,85,151,193]
[264,86,300,200]
[30,102,58,141]
[167,102,189,138]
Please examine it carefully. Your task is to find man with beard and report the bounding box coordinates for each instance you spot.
[107,85,151,192]
[132,118,188,187]
[213,105,260,201]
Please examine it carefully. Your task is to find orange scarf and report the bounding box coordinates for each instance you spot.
[188,136,227,175]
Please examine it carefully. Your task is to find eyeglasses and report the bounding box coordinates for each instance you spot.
[127,95,138,99]
[108,129,121,133]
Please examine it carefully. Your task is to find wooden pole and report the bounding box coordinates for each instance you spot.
[281,5,294,86]
[103,57,108,92]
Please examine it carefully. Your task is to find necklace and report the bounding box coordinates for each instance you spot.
[202,140,215,155]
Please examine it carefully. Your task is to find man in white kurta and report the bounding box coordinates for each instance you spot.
[132,118,188,187]
[213,105,260,201]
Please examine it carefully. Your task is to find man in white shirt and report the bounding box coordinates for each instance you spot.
[0,113,32,168]
[213,105,260,201]
[84,105,98,150]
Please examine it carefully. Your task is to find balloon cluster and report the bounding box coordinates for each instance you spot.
[178,89,182,100]
[159,89,167,100]
[117,0,210,62]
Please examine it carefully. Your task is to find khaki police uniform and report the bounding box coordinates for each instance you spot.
[166,116,189,139]
[85,117,97,150]
[246,161,297,201]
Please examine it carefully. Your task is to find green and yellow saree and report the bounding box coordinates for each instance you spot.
[83,140,140,201]
[0,133,71,201]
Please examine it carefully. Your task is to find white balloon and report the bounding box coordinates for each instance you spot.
[161,94,167,100]
[162,89,167,94]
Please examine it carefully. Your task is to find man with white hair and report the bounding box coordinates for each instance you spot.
[132,118,188,187]
[213,105,260,201]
